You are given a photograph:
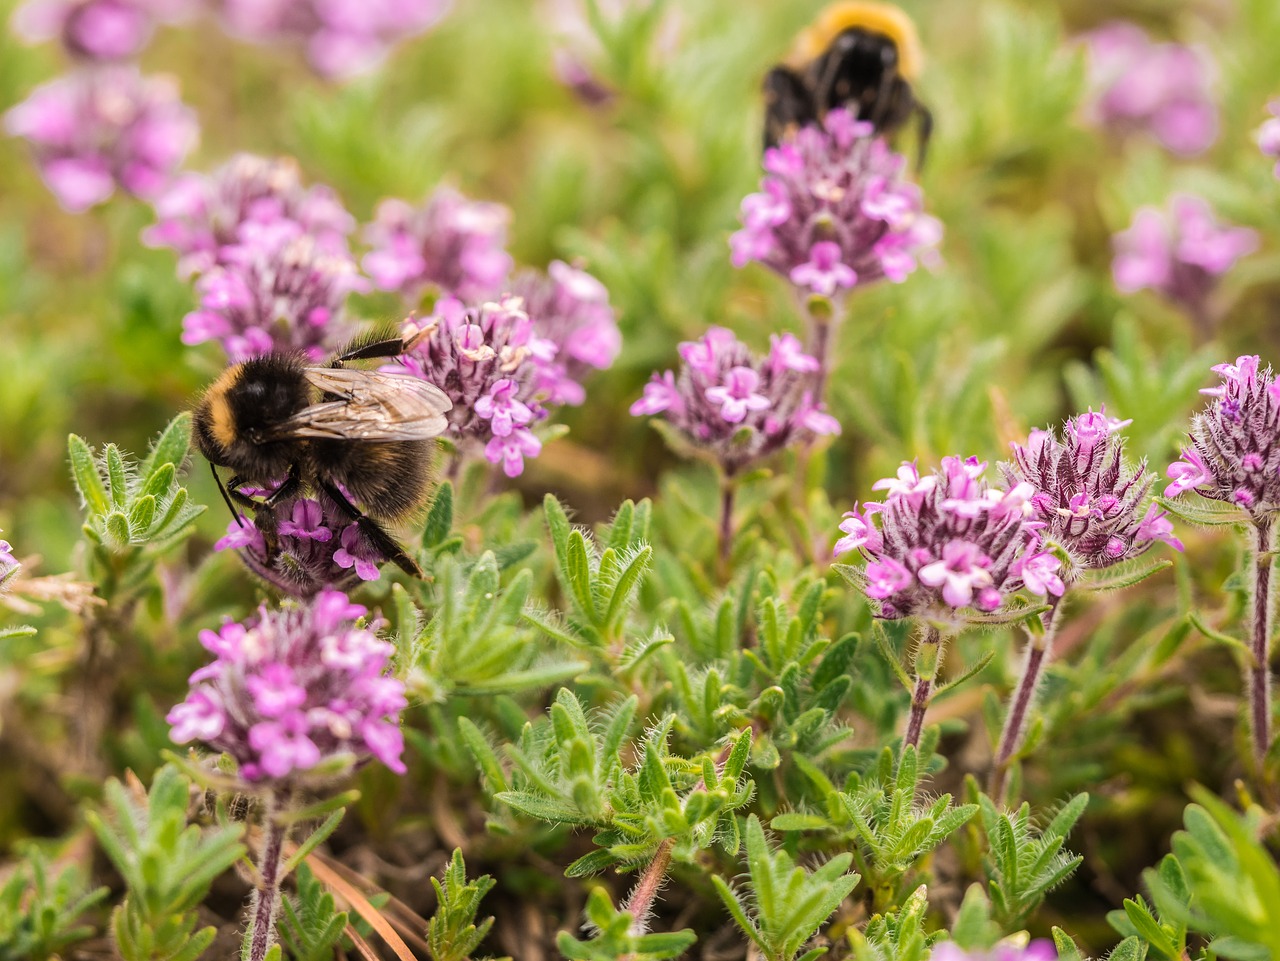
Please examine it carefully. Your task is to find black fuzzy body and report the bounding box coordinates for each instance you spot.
[193,354,433,522]
[764,27,927,161]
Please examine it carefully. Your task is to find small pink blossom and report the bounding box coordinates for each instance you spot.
[705,367,772,423]
[789,241,858,296]
[918,540,995,609]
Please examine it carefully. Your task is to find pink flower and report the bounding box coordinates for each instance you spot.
[865,558,913,599]
[1164,448,1210,497]
[768,332,820,374]
[630,371,682,417]
[167,689,224,742]
[1019,552,1065,597]
[705,367,772,423]
[918,540,994,608]
[834,504,882,556]
[485,428,542,478]
[333,524,382,581]
[789,241,858,296]
[474,378,534,437]
[872,462,936,505]
[277,499,334,542]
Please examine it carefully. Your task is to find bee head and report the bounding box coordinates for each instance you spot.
[192,357,310,480]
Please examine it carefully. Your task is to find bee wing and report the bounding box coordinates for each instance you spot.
[269,367,452,441]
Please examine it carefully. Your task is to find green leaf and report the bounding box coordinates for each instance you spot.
[68,434,110,515]
[1156,495,1247,528]
[141,413,192,481]
[422,482,454,548]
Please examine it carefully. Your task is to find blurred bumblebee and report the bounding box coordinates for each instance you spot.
[192,332,451,578]
[763,1,932,164]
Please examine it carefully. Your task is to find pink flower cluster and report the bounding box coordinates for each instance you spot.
[1004,410,1181,575]
[1112,194,1256,320]
[167,591,408,783]
[630,327,839,475]
[834,457,1051,619]
[1166,356,1280,517]
[730,108,941,299]
[1258,101,1280,178]
[215,497,389,598]
[182,224,362,361]
[1081,21,1218,156]
[11,0,192,61]
[144,153,356,277]
[931,943,1056,961]
[4,66,197,212]
[212,0,450,79]
[510,260,621,405]
[363,186,513,305]
[389,297,548,477]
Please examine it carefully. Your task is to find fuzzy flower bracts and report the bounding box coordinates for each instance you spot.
[1165,356,1280,517]
[1005,410,1181,576]
[167,591,407,783]
[835,456,1050,619]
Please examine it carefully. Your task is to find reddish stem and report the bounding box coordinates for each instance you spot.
[1250,518,1274,777]
[623,837,676,936]
[248,789,290,961]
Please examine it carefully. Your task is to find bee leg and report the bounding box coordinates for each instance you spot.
[913,102,933,169]
[318,479,423,579]
[334,336,414,363]
[210,464,244,525]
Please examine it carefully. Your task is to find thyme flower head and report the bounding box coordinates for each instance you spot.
[630,326,839,475]
[167,591,407,784]
[1112,194,1256,321]
[144,153,356,278]
[1004,409,1182,574]
[11,0,192,61]
[510,261,621,406]
[835,456,1049,619]
[389,297,548,477]
[182,224,362,362]
[730,108,941,300]
[4,65,197,212]
[1166,356,1280,519]
[1081,21,1218,155]
[1257,100,1280,179]
[215,495,389,598]
[363,186,513,305]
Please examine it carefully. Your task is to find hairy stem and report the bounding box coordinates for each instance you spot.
[623,837,676,936]
[990,593,1064,803]
[808,319,832,405]
[248,788,291,961]
[903,624,944,750]
[717,480,736,577]
[1250,518,1274,777]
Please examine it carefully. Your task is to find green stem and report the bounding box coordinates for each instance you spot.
[904,624,944,750]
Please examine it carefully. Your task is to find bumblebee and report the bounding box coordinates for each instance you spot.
[192,332,451,578]
[763,1,932,164]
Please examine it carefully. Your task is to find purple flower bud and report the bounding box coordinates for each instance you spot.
[167,590,408,784]
[1165,356,1280,520]
[1005,409,1180,572]
[630,326,839,475]
[1112,195,1255,322]
[363,187,512,304]
[211,0,449,79]
[730,108,941,300]
[931,941,1058,961]
[5,66,198,212]
[0,538,21,595]
[1081,21,1218,155]
[388,298,551,476]
[181,226,361,362]
[144,153,356,278]
[838,457,1044,619]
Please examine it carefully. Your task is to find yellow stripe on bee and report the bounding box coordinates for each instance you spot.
[790,1,923,81]
[206,366,241,451]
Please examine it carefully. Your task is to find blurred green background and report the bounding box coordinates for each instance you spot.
[4,0,1280,950]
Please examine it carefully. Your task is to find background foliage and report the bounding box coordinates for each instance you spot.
[4,0,1280,958]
